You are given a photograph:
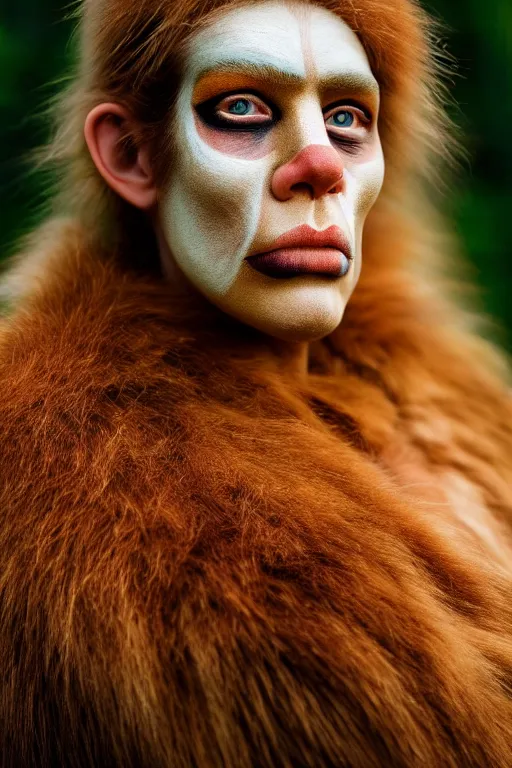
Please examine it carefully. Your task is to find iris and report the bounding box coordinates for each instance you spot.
[333,111,354,127]
[229,99,251,115]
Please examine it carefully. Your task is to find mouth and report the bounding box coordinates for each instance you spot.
[246,224,352,279]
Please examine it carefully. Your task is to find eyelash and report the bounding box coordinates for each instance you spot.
[195,90,372,143]
[195,89,277,132]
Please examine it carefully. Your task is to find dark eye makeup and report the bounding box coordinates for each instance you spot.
[195,88,279,132]
[195,89,373,148]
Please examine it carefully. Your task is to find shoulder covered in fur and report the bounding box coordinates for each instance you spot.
[1,220,512,767]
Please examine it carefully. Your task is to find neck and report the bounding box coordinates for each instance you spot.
[266,337,310,381]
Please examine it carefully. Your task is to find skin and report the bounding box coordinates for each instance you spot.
[157,0,385,357]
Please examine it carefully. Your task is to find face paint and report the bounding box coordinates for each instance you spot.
[159,0,385,342]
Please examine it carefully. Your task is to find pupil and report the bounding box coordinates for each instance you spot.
[334,111,353,126]
[230,99,250,115]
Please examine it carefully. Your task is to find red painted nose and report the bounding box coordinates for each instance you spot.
[271,144,344,202]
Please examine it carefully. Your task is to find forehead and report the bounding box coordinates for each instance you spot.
[184,0,377,90]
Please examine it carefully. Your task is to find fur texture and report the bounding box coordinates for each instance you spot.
[1,216,512,766]
[1,0,512,765]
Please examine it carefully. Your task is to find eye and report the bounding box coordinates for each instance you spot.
[324,104,371,143]
[195,91,275,131]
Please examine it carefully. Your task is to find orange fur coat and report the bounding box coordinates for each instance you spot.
[1,212,512,767]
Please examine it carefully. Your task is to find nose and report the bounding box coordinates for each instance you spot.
[271,144,344,202]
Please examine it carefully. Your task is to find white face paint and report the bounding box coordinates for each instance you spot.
[159,0,385,342]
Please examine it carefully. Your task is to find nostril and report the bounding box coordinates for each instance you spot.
[290,182,315,198]
[327,175,344,195]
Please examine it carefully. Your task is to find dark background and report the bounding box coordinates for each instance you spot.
[1,1,511,346]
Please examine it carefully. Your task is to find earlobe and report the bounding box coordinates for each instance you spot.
[84,103,158,210]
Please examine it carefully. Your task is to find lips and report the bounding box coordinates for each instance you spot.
[246,224,352,278]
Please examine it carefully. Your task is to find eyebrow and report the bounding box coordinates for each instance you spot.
[194,60,380,98]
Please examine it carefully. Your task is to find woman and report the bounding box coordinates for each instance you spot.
[0,0,511,765]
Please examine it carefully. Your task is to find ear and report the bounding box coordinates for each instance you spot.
[84,103,158,210]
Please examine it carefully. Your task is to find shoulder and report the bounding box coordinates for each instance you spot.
[1,219,512,763]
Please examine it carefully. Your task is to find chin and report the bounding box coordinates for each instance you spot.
[211,276,349,342]
[243,306,346,343]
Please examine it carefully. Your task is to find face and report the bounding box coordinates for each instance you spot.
[158,0,385,342]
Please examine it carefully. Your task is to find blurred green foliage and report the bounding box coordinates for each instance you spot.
[0,1,511,346]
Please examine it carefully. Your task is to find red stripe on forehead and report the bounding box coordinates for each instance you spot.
[295,3,316,81]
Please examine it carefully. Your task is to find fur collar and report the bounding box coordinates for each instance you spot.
[1,218,512,765]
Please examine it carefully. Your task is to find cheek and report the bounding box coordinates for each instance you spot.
[194,115,272,160]
[355,159,385,220]
[345,149,385,226]
[160,110,272,293]
[176,107,271,211]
